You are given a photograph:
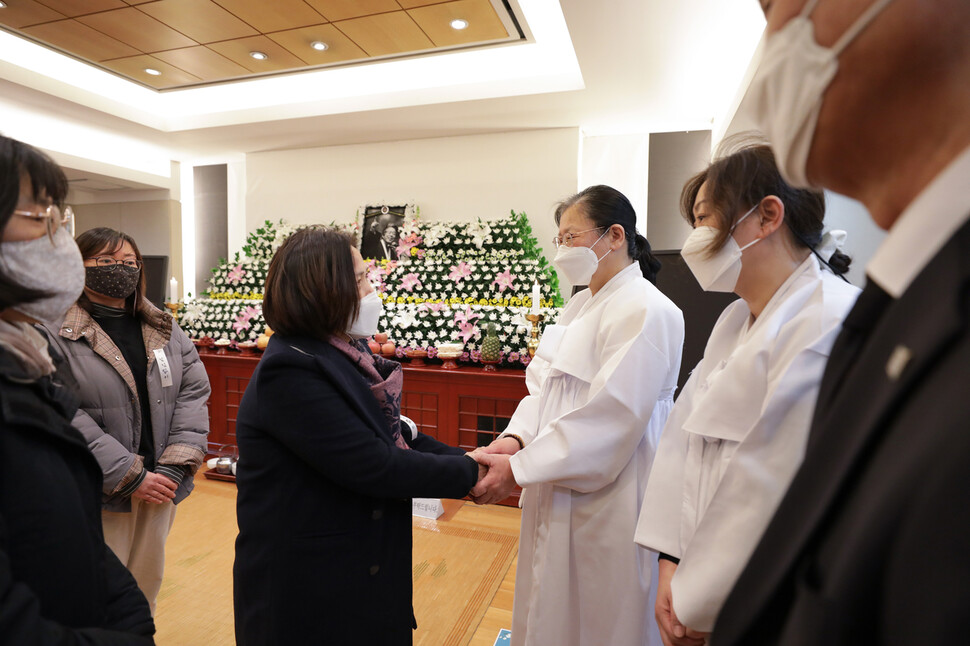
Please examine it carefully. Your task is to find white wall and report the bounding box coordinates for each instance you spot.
[245,128,581,270]
[821,191,886,286]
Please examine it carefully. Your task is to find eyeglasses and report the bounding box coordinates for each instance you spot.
[90,256,143,269]
[12,204,75,241]
[552,226,604,248]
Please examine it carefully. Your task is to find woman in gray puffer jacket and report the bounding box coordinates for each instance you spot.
[47,227,210,614]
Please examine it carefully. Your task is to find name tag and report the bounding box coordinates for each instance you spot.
[153,348,173,388]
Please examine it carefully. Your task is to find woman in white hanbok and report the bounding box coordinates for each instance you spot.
[634,144,860,646]
[471,185,685,646]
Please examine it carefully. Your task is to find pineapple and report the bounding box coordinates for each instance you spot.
[481,322,501,362]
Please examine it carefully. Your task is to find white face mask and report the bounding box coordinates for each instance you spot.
[681,204,762,293]
[736,0,895,188]
[0,225,85,325]
[348,290,383,338]
[552,229,611,286]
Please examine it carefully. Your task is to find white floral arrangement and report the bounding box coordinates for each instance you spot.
[379,301,550,367]
[180,299,265,344]
[180,213,563,365]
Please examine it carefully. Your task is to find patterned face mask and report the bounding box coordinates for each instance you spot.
[85,264,141,299]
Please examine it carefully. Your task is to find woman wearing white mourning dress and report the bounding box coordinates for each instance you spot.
[471,185,684,646]
[634,144,861,646]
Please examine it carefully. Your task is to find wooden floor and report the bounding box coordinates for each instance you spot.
[154,471,520,646]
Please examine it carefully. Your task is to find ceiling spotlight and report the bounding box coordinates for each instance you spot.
[450,18,469,30]
[144,68,161,76]
[249,51,268,60]
[0,2,7,8]
[310,41,329,51]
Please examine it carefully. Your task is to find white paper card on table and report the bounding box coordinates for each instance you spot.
[412,498,444,519]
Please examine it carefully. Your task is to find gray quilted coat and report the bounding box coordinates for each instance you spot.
[46,302,210,512]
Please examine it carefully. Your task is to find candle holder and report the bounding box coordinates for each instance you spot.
[165,302,180,321]
[525,313,545,358]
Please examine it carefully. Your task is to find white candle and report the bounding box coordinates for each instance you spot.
[531,282,541,315]
[169,277,179,303]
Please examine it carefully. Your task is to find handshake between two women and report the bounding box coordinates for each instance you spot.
[465,435,523,505]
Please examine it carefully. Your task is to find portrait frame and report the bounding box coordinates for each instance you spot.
[359,204,410,261]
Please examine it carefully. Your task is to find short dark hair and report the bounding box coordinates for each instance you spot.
[0,134,70,312]
[263,227,359,340]
[680,141,851,275]
[75,227,147,316]
[555,184,662,284]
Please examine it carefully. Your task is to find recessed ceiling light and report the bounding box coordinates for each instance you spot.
[144,68,161,76]
[450,19,469,30]
[0,2,7,8]
[249,51,268,60]
[310,41,329,52]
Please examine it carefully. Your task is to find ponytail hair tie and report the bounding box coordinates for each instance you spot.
[815,229,847,263]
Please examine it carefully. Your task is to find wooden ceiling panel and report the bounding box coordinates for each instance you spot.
[408,0,507,47]
[0,0,65,29]
[138,0,258,44]
[100,53,201,88]
[33,0,126,17]
[211,0,327,33]
[397,0,451,7]
[153,45,251,81]
[2,0,520,88]
[335,11,434,58]
[77,7,198,52]
[207,35,308,73]
[22,19,140,61]
[303,0,401,23]
[267,24,367,66]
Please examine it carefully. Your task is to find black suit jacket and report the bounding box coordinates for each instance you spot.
[713,216,970,645]
[233,335,477,646]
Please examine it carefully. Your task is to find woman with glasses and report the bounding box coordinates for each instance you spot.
[470,185,685,646]
[0,134,155,641]
[46,227,210,614]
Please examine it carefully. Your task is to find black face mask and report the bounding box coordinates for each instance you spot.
[85,265,140,300]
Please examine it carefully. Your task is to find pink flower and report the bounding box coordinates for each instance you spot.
[227,264,245,285]
[232,315,251,335]
[396,232,423,257]
[470,349,481,362]
[492,269,514,293]
[453,306,482,343]
[400,273,422,292]
[508,352,521,363]
[242,305,261,320]
[447,261,472,283]
[232,305,261,335]
[427,346,438,358]
[457,321,479,344]
[521,354,532,366]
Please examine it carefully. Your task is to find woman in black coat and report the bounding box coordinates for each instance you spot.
[233,227,483,645]
[0,134,155,643]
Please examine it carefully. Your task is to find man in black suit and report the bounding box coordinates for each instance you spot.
[712,1,970,644]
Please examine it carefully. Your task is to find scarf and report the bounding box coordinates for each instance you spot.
[0,318,54,380]
[328,336,409,449]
